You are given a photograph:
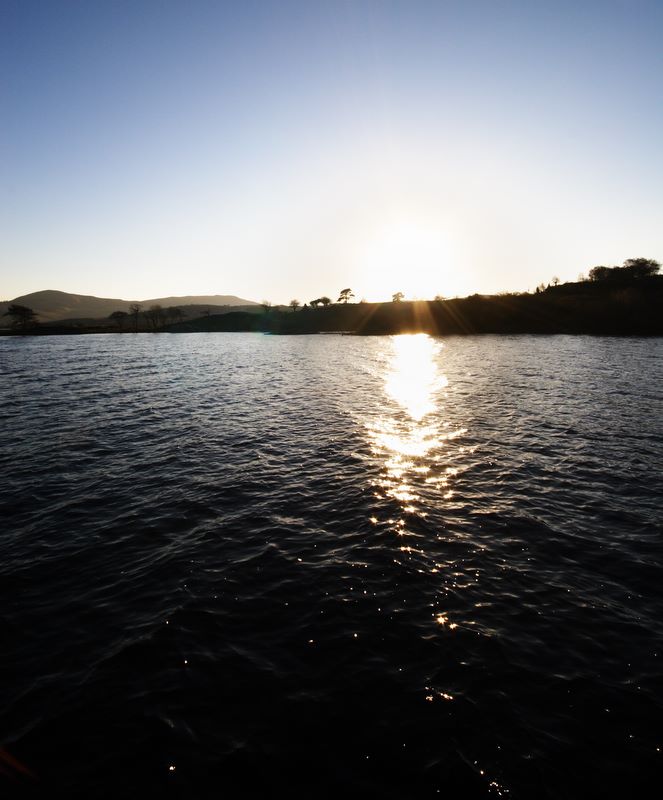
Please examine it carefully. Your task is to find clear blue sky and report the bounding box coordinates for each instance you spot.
[2,0,662,302]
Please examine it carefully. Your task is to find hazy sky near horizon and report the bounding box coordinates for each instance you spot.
[2,0,662,303]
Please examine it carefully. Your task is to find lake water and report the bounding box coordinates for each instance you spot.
[2,333,662,798]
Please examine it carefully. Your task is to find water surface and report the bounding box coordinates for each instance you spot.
[2,333,662,798]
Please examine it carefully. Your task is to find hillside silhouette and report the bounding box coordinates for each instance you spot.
[3,260,661,336]
[170,272,663,337]
[0,290,257,322]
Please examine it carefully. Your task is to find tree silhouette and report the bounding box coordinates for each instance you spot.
[337,288,354,303]
[4,303,37,330]
[145,304,165,330]
[320,296,332,307]
[589,258,660,283]
[392,291,404,303]
[309,298,321,308]
[129,303,142,332]
[589,266,611,281]
[109,310,128,329]
[623,257,660,278]
[289,299,300,312]
[166,306,183,325]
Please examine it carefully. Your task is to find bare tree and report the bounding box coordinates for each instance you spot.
[289,299,300,312]
[129,303,142,332]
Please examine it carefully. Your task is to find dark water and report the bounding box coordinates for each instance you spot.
[2,333,662,799]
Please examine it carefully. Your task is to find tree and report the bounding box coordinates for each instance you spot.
[310,298,321,308]
[589,259,660,282]
[4,303,37,330]
[289,299,300,312]
[109,310,128,329]
[129,303,142,331]
[337,288,354,303]
[166,306,183,325]
[622,257,660,279]
[392,291,404,303]
[551,276,560,286]
[320,296,332,307]
[588,266,611,281]
[145,304,165,330]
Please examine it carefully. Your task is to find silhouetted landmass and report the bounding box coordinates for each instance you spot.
[165,276,663,337]
[3,270,662,337]
[169,311,265,333]
[0,290,257,322]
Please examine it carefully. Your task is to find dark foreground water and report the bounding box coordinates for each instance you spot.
[2,333,662,799]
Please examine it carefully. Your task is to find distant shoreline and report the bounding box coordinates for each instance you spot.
[3,276,663,338]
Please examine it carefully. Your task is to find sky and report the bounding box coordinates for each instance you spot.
[1,0,662,304]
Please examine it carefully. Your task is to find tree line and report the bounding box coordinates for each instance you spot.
[108,304,185,331]
[286,288,356,311]
[587,257,660,283]
[3,258,660,333]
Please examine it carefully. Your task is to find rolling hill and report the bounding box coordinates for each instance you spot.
[0,290,258,322]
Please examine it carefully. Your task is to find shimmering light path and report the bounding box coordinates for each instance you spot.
[366,334,463,515]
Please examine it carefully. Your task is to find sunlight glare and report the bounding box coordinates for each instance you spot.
[366,334,449,509]
[386,334,447,422]
[358,220,454,301]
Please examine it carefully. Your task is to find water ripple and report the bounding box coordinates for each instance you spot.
[1,332,662,798]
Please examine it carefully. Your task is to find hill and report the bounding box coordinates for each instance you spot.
[0,290,257,322]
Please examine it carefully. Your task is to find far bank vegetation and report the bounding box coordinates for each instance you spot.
[3,257,661,336]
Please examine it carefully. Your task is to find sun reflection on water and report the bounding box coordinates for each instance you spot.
[385,333,447,423]
[362,339,502,786]
[366,334,466,516]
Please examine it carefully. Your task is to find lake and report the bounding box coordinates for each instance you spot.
[2,332,662,798]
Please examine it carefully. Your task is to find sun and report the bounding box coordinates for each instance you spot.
[356,220,458,301]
